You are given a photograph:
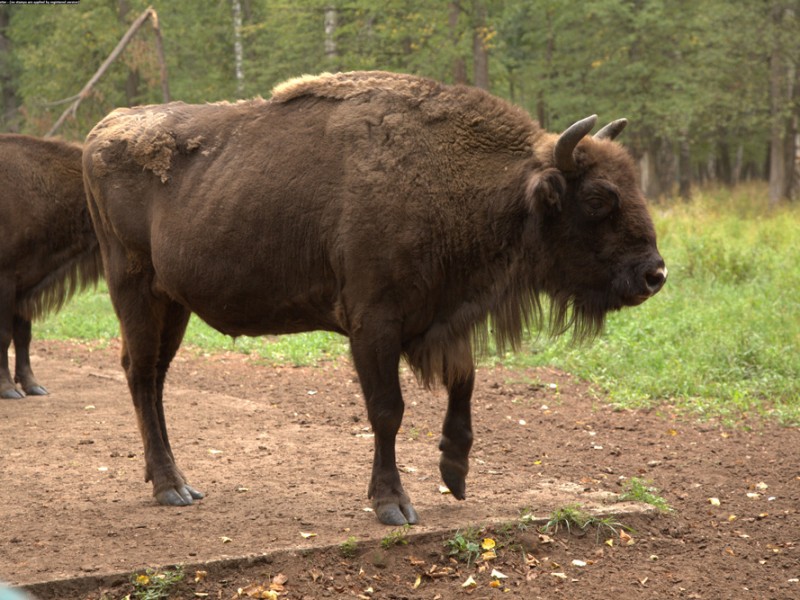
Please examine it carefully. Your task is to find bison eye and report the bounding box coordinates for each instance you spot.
[582,189,619,221]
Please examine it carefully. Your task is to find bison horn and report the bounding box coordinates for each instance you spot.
[554,115,597,172]
[594,118,628,141]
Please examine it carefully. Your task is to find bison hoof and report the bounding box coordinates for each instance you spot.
[1,388,25,400]
[376,502,420,526]
[25,385,48,396]
[439,456,468,500]
[155,484,205,506]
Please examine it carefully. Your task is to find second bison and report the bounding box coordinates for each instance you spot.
[83,71,666,525]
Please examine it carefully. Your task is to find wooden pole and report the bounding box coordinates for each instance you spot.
[46,6,169,137]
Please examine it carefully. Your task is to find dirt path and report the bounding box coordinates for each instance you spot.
[1,340,798,599]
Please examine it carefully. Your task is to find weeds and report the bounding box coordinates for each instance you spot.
[380,525,411,549]
[127,566,184,600]
[339,536,359,558]
[444,527,483,567]
[620,477,673,512]
[541,504,627,541]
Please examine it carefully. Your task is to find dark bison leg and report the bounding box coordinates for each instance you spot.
[0,289,23,399]
[111,262,201,506]
[350,321,419,525]
[12,315,47,396]
[438,364,475,500]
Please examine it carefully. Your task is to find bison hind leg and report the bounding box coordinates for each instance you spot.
[437,344,475,501]
[12,316,47,396]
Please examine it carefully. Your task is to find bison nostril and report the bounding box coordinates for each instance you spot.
[645,266,667,294]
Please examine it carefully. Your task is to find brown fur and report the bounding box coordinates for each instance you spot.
[0,134,102,397]
[83,71,664,522]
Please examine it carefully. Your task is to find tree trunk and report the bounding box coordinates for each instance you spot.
[471,1,489,90]
[0,6,19,131]
[678,138,692,200]
[768,3,796,206]
[324,5,338,68]
[118,0,141,106]
[231,0,245,97]
[449,2,467,84]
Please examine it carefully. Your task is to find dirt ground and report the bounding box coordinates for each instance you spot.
[1,339,798,599]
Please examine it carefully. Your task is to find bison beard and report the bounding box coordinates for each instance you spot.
[83,71,666,525]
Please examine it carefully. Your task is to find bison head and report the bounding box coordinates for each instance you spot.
[525,115,666,338]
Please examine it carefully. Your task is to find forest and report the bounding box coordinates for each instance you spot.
[0,0,798,203]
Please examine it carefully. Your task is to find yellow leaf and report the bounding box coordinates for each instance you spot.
[462,575,477,588]
[481,538,496,550]
[413,574,422,589]
[708,497,721,506]
[481,551,497,561]
[135,575,150,586]
[300,532,317,538]
[194,570,208,583]
[490,580,502,588]
[220,536,233,543]
[438,485,451,494]
[605,538,614,547]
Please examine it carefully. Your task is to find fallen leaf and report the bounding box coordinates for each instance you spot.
[481,538,496,550]
[300,532,316,538]
[413,574,422,589]
[571,559,587,567]
[755,482,768,490]
[604,538,614,547]
[746,492,760,499]
[708,497,721,506]
[309,568,323,582]
[462,575,477,588]
[135,575,150,586]
[491,569,508,579]
[208,449,223,455]
[619,530,635,546]
[272,573,288,586]
[194,570,208,583]
[490,580,502,588]
[438,485,451,494]
[220,536,233,544]
[551,573,567,580]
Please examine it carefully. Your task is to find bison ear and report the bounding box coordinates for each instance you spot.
[525,168,566,213]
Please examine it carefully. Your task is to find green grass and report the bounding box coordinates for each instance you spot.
[35,184,800,423]
[619,477,672,512]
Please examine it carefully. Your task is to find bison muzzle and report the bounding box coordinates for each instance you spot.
[83,71,665,525]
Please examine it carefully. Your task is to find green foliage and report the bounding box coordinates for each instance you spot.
[619,478,672,513]
[444,527,482,566]
[339,536,359,558]
[129,565,184,600]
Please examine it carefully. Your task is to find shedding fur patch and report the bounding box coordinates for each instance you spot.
[91,109,176,183]
[270,70,441,105]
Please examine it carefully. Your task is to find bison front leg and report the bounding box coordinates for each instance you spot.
[12,315,47,396]
[350,322,419,526]
[439,364,474,500]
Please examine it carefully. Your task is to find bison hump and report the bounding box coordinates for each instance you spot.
[270,70,441,105]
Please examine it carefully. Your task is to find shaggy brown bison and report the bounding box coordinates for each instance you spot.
[83,71,666,525]
[0,135,101,399]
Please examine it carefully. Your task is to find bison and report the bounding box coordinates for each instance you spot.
[0,135,102,399]
[83,71,666,525]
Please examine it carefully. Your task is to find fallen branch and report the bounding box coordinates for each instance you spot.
[46,6,169,137]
